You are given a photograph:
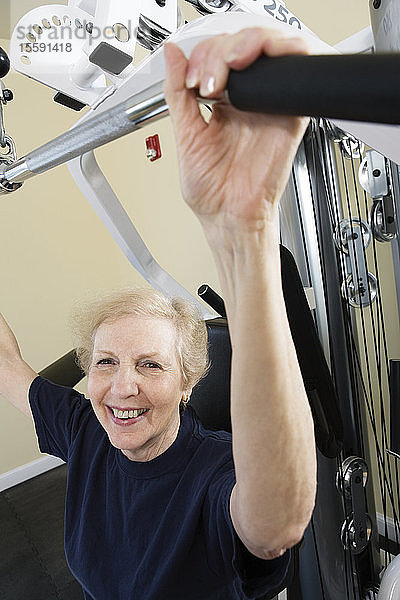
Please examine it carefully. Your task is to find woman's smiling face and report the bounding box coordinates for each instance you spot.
[87,314,187,462]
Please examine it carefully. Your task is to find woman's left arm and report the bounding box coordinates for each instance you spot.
[164,28,317,560]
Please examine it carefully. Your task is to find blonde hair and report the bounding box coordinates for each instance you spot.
[71,288,209,393]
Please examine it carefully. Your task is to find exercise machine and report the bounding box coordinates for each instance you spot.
[1,1,400,598]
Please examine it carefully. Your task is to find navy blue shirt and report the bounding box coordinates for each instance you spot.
[29,376,290,600]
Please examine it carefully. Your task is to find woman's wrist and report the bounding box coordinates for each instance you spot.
[198,204,280,251]
[202,217,283,326]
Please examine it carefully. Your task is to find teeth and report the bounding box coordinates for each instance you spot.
[112,408,147,419]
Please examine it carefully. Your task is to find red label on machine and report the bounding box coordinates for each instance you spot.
[145,134,162,161]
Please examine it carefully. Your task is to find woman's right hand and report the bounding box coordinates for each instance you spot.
[164,29,309,237]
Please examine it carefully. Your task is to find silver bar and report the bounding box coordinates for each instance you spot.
[125,91,167,123]
[2,158,32,183]
[0,79,218,189]
[2,81,169,186]
[1,81,216,187]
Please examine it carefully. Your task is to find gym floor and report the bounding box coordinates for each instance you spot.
[0,465,83,600]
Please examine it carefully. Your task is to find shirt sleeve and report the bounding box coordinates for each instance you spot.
[204,469,292,600]
[29,375,93,462]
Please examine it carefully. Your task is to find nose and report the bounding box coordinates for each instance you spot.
[110,364,140,399]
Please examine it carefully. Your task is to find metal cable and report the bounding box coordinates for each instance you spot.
[349,146,400,553]
[307,124,362,597]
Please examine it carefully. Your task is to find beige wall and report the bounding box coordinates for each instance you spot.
[0,0,371,474]
[287,0,370,45]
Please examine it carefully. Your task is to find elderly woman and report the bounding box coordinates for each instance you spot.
[0,28,316,600]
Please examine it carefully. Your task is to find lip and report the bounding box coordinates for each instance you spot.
[107,406,149,427]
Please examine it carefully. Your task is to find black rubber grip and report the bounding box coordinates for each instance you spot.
[227,53,400,124]
[198,284,227,318]
[0,46,10,79]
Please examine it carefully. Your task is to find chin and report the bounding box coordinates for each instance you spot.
[106,430,141,452]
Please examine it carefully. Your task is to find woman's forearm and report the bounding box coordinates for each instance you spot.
[204,217,317,556]
[0,312,37,417]
[163,29,315,556]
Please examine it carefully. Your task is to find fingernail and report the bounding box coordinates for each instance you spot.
[186,68,199,89]
[200,75,215,97]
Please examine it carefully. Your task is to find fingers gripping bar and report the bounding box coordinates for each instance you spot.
[2,53,400,190]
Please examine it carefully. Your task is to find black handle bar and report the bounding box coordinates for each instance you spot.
[227,53,400,125]
[0,47,10,79]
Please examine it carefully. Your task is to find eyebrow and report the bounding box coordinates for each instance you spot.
[92,350,170,363]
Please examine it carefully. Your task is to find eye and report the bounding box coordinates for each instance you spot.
[141,361,162,370]
[95,358,117,368]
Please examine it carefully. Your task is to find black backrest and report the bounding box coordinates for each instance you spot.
[189,246,344,458]
[189,318,232,432]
